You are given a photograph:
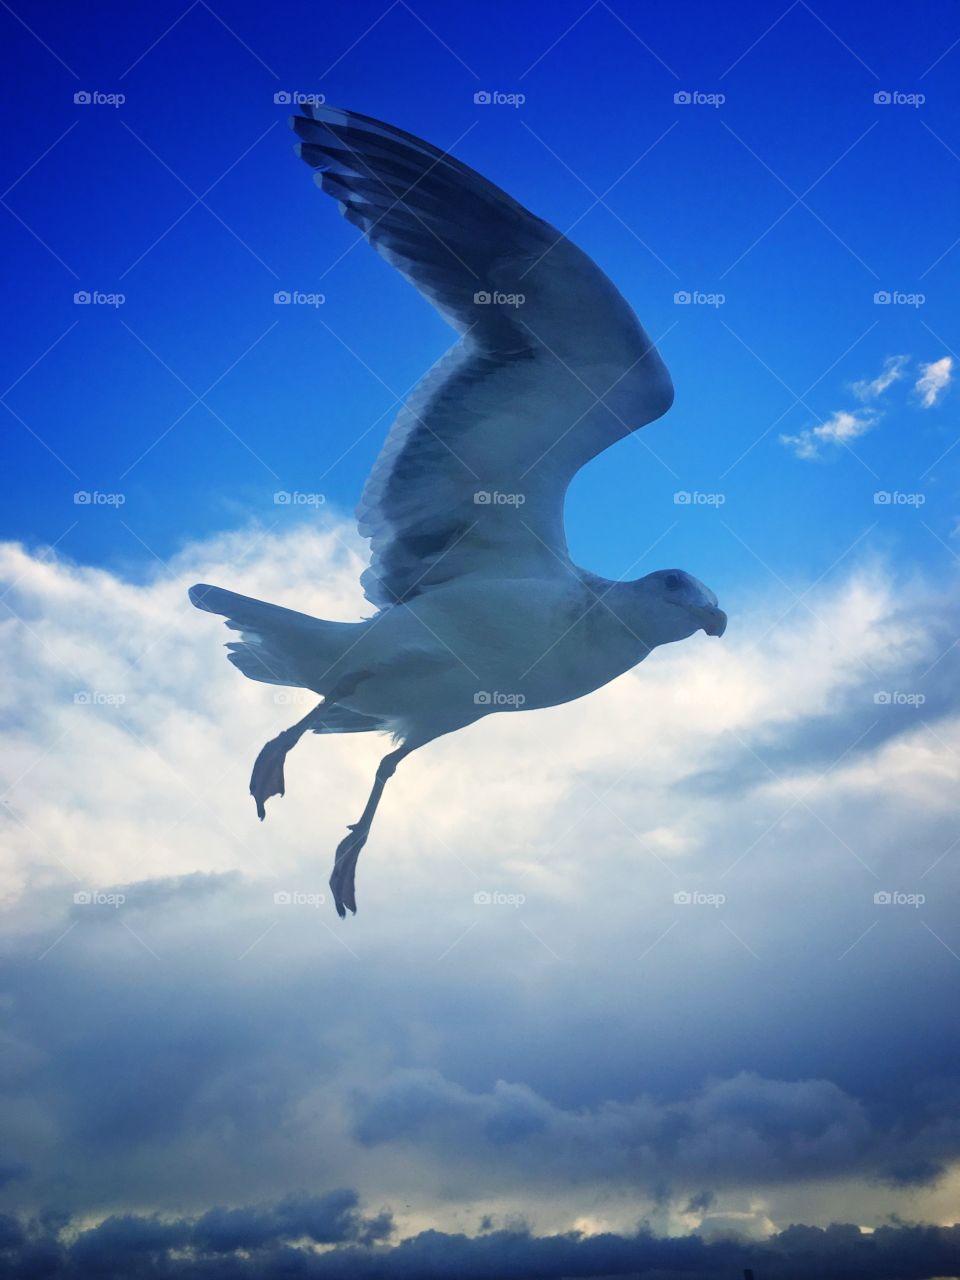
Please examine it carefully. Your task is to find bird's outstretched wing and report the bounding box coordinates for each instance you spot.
[292,105,674,608]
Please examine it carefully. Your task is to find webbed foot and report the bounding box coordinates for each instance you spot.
[329,824,369,917]
[249,727,300,820]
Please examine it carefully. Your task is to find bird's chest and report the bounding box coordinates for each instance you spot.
[432,581,647,710]
[514,603,646,708]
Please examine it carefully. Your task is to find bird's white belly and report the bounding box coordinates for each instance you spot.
[339,577,648,723]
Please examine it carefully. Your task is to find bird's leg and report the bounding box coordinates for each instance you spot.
[330,745,411,918]
[249,702,326,820]
[250,673,372,820]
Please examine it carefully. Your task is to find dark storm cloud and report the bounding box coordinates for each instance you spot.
[0,1208,957,1280]
[58,1189,393,1274]
[0,1163,28,1188]
[1,869,958,1220]
[190,1189,392,1251]
[349,1066,956,1192]
[877,1161,946,1189]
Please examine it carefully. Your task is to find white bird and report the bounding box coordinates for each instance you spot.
[190,105,726,917]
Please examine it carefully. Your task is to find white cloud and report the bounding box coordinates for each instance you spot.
[1,524,960,1240]
[782,351,952,460]
[915,356,953,408]
[852,354,909,402]
[779,408,877,460]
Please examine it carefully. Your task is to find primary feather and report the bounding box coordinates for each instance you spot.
[291,105,674,607]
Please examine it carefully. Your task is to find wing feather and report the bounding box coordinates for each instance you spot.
[292,105,674,606]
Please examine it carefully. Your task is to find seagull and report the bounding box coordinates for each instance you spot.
[190,105,726,918]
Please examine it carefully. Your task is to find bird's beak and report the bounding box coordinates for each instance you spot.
[698,605,727,637]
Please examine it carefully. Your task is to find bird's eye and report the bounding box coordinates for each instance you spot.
[664,573,683,590]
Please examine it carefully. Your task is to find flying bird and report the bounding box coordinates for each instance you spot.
[190,105,726,917]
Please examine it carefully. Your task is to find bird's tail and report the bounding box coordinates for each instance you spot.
[188,583,365,694]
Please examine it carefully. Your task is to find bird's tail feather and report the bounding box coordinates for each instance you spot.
[188,583,364,693]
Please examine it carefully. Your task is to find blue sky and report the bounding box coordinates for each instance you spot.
[2,4,960,1278]
[2,0,958,594]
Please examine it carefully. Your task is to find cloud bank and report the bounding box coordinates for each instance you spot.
[1,522,959,1260]
[0,1205,958,1280]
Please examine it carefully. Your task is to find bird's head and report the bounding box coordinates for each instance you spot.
[634,569,727,644]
